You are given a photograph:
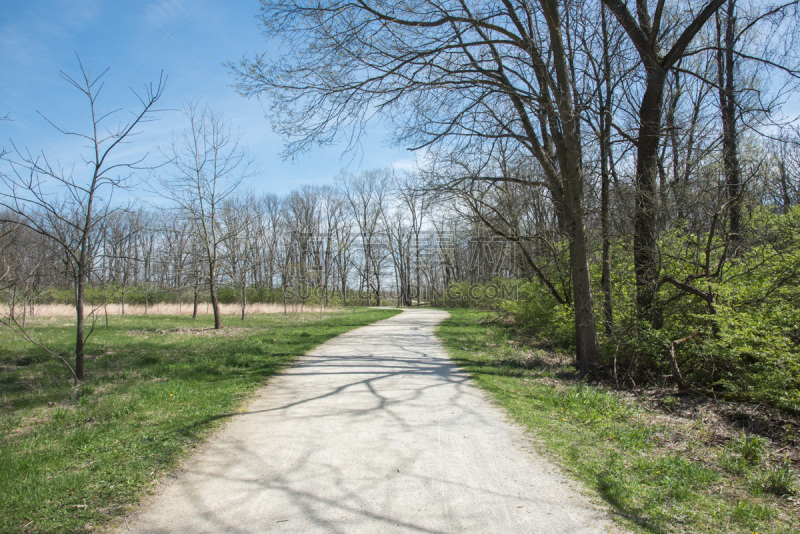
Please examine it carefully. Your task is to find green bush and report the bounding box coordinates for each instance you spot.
[453,207,800,412]
[595,207,800,409]
[499,281,575,348]
[697,208,800,410]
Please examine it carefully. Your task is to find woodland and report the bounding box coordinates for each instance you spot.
[2,0,800,412]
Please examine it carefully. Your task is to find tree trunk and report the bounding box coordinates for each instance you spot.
[375,269,381,306]
[9,286,16,321]
[778,160,792,214]
[415,232,421,305]
[209,264,221,329]
[75,271,85,381]
[600,3,613,335]
[405,255,412,306]
[365,252,372,306]
[634,63,667,328]
[563,165,600,376]
[192,276,200,319]
[241,271,247,321]
[601,142,613,336]
[719,0,741,252]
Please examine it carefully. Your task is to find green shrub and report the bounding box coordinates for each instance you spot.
[498,281,575,348]
[609,207,800,408]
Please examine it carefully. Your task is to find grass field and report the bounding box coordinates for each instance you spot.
[0,307,400,533]
[436,309,799,534]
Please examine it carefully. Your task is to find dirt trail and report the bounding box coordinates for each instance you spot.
[118,309,617,533]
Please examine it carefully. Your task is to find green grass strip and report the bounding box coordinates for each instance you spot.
[1,307,400,533]
[436,309,798,534]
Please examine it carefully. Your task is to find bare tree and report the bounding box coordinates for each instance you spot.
[717,0,744,251]
[254,193,283,300]
[0,217,50,325]
[221,194,262,320]
[0,56,164,381]
[104,210,138,316]
[423,154,571,306]
[233,1,606,374]
[383,205,413,306]
[339,170,391,306]
[317,186,349,308]
[714,0,800,249]
[155,101,253,329]
[394,173,431,306]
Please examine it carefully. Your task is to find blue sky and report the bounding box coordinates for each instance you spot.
[0,0,416,197]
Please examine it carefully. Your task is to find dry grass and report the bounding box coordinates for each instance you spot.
[14,302,326,318]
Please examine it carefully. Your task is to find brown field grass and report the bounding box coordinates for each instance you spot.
[11,302,326,318]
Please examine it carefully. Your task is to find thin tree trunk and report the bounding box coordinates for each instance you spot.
[192,275,200,319]
[415,232,421,305]
[9,286,16,322]
[241,272,247,321]
[209,263,221,329]
[375,265,381,306]
[778,160,792,213]
[600,3,613,335]
[75,270,85,381]
[718,0,742,252]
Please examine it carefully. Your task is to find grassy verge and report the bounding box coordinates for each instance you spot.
[437,309,799,534]
[0,308,400,533]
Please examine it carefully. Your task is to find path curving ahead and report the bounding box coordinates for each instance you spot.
[119,309,616,533]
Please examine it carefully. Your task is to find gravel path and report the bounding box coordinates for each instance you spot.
[118,309,617,533]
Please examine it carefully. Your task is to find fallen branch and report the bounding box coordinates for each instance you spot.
[667,331,701,389]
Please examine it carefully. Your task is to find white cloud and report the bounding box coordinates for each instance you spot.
[391,158,419,172]
[391,147,433,173]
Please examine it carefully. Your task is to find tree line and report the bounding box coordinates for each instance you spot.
[2,167,526,321]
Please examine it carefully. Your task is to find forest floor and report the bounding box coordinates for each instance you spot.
[437,308,800,533]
